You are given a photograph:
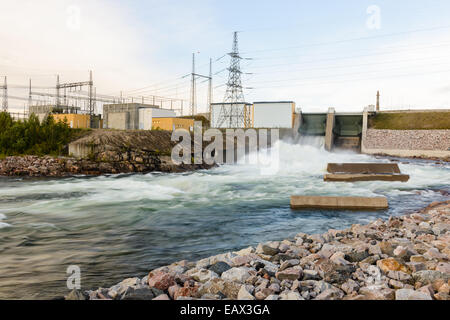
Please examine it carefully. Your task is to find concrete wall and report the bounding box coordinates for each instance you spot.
[108,112,129,130]
[324,108,335,151]
[361,109,450,159]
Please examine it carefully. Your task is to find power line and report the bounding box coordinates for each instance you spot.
[241,24,450,55]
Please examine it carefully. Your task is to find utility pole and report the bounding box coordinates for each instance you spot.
[208,58,213,122]
[376,90,380,111]
[28,79,32,111]
[88,70,94,116]
[190,53,197,117]
[56,75,60,108]
[2,76,8,112]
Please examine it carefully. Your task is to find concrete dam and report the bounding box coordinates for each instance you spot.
[297,108,363,152]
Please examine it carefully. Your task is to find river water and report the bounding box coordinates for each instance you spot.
[0,140,449,299]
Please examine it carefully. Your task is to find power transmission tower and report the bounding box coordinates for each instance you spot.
[2,76,8,112]
[216,31,250,128]
[224,32,245,102]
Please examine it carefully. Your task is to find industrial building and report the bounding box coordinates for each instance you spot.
[28,105,102,128]
[152,117,194,131]
[252,101,296,128]
[52,114,92,129]
[103,103,177,130]
[210,101,296,129]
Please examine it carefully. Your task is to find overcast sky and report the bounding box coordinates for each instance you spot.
[1,0,450,113]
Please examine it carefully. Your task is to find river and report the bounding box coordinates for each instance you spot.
[0,140,449,299]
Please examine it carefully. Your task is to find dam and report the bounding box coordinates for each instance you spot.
[297,108,363,152]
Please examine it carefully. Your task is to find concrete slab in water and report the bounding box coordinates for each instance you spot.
[290,196,389,210]
[324,173,410,182]
[327,163,401,174]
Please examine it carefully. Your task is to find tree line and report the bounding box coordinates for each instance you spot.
[0,112,76,156]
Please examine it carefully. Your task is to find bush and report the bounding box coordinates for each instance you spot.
[0,112,74,156]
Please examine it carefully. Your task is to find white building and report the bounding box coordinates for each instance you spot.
[252,101,295,128]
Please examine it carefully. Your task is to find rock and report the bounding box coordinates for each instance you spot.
[221,267,253,283]
[315,287,344,300]
[153,294,170,300]
[279,291,304,300]
[330,252,351,266]
[148,272,176,291]
[265,295,279,300]
[121,286,158,300]
[230,255,253,267]
[234,247,255,256]
[209,261,232,275]
[279,259,300,271]
[386,270,412,282]
[346,249,370,262]
[379,241,394,256]
[276,267,303,281]
[268,283,281,293]
[237,285,256,300]
[412,270,449,285]
[360,286,395,300]
[261,244,280,256]
[410,255,427,263]
[406,262,426,273]
[302,270,321,281]
[395,289,432,300]
[65,289,86,300]
[168,284,180,299]
[389,279,405,289]
[436,262,450,274]
[174,284,199,300]
[393,246,408,258]
[341,279,360,294]
[191,269,219,283]
[424,248,446,260]
[376,258,408,274]
[432,223,449,235]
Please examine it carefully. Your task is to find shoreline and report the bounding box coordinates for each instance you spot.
[1,152,448,178]
[0,155,214,177]
[68,200,450,301]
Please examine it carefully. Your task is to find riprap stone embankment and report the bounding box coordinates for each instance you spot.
[69,201,450,301]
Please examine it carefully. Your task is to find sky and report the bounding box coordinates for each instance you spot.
[1,0,450,113]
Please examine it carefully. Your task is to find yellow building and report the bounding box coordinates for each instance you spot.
[52,114,91,129]
[152,118,194,131]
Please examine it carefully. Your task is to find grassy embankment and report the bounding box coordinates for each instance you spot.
[369,111,450,130]
[0,111,90,158]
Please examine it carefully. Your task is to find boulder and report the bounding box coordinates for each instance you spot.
[276,267,303,281]
[221,267,253,283]
[395,289,432,300]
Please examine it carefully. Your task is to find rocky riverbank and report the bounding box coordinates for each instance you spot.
[67,201,450,301]
[0,155,212,177]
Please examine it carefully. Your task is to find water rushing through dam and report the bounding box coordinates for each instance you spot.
[0,140,449,299]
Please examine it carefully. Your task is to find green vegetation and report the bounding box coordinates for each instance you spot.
[369,112,450,130]
[0,112,89,156]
